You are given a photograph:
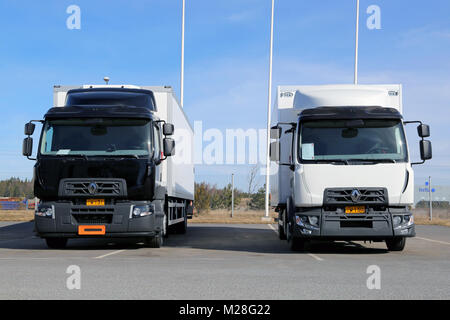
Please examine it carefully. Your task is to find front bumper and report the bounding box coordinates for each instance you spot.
[291,207,415,240]
[34,200,163,238]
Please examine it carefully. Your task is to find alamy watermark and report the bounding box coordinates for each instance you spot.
[66,5,81,30]
[366,5,381,30]
[366,265,381,290]
[66,265,81,290]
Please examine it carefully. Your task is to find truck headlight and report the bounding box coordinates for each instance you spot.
[295,215,319,230]
[130,204,154,218]
[393,215,414,229]
[308,216,319,226]
[403,215,414,226]
[393,215,402,226]
[35,205,54,218]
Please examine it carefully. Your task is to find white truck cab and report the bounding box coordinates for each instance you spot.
[269,84,432,251]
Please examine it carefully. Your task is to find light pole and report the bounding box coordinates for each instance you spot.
[231,173,235,218]
[180,0,185,107]
[429,176,433,221]
[354,0,360,84]
[264,0,275,220]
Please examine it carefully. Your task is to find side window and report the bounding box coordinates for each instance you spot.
[153,124,161,160]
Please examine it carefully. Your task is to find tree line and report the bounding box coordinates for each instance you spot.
[194,182,265,214]
[0,178,34,199]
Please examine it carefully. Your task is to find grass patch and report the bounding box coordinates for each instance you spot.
[190,209,276,224]
[0,210,34,222]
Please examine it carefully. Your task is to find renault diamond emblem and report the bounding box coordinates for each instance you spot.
[88,182,98,195]
[351,189,361,202]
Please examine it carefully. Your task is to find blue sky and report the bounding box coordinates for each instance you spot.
[0,0,449,191]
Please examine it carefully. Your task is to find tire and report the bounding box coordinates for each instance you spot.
[163,214,169,238]
[45,238,68,249]
[278,210,286,240]
[146,233,163,248]
[289,237,307,252]
[386,237,406,251]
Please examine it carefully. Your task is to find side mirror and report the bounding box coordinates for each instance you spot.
[163,123,174,136]
[25,122,35,136]
[420,140,432,161]
[163,138,175,157]
[417,124,430,138]
[22,137,33,157]
[269,141,280,162]
[270,127,281,139]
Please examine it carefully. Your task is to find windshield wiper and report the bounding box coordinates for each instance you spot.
[304,159,349,165]
[56,154,88,161]
[330,160,349,165]
[346,158,397,164]
[101,154,140,159]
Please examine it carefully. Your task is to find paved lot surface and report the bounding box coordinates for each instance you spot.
[0,221,449,299]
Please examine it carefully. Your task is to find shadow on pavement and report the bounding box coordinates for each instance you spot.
[0,221,388,254]
[164,224,388,254]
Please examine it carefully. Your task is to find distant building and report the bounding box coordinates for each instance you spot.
[414,184,450,204]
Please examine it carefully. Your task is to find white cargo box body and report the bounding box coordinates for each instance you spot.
[270,84,403,207]
[53,85,194,202]
[144,86,194,201]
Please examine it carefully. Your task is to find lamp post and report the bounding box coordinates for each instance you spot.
[354,0,360,84]
[180,0,185,107]
[264,0,275,220]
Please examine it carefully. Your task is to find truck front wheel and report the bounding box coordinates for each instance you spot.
[289,237,307,252]
[278,210,286,240]
[45,238,68,249]
[385,237,406,251]
[146,233,163,248]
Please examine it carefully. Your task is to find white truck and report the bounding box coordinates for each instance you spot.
[269,84,432,251]
[22,82,194,249]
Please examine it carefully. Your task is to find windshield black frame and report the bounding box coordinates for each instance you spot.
[297,118,409,164]
[38,118,153,158]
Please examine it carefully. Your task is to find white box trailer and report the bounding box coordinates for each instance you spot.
[269,84,432,252]
[53,84,194,203]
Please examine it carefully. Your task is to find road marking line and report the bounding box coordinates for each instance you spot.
[94,249,126,259]
[415,237,450,246]
[267,224,324,261]
[307,253,323,261]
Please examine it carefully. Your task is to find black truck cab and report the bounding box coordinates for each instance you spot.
[23,88,176,249]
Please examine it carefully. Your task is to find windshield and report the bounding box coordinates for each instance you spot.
[298,119,408,163]
[40,118,152,156]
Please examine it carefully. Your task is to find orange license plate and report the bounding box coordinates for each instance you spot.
[86,199,104,206]
[345,206,365,214]
[78,225,106,235]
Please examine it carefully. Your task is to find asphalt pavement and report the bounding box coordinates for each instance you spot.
[0,221,449,299]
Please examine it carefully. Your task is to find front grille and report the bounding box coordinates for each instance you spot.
[59,179,127,197]
[72,208,114,224]
[324,188,387,205]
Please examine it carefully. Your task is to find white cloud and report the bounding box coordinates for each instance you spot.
[398,25,450,47]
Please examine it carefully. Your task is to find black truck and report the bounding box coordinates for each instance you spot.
[22,85,194,249]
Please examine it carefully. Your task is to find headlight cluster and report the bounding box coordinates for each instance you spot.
[130,204,155,218]
[35,205,54,218]
[393,215,414,228]
[295,215,320,230]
